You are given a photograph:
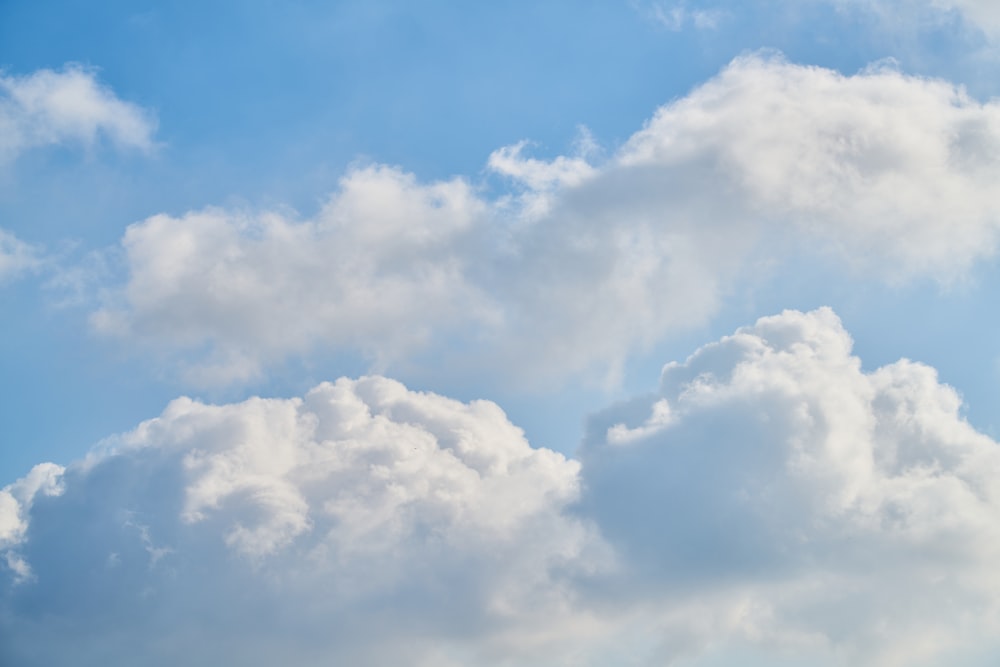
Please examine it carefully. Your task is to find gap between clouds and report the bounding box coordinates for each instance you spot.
[88,53,1000,386]
[4,308,1000,666]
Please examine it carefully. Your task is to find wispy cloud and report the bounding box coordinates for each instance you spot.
[644,2,729,31]
[4,310,1000,665]
[0,229,42,284]
[0,65,157,163]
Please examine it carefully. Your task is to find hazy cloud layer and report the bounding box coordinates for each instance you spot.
[641,2,730,31]
[5,310,1000,665]
[949,0,1000,32]
[90,55,1000,385]
[0,65,156,163]
[0,229,42,284]
[838,0,1000,36]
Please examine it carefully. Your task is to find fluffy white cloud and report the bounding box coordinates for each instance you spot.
[619,55,1000,277]
[6,311,1000,665]
[642,2,729,31]
[90,165,498,383]
[0,65,156,162]
[91,55,1000,385]
[0,377,606,666]
[579,307,1000,664]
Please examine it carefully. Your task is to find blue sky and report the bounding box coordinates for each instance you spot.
[3,1,1000,665]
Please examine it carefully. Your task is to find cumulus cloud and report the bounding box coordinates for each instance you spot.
[90,165,499,383]
[0,463,64,581]
[0,64,156,162]
[5,311,1000,664]
[618,55,1000,276]
[579,307,1000,665]
[91,54,1000,385]
[0,377,607,666]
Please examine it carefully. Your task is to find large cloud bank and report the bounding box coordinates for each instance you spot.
[0,65,156,163]
[91,55,1000,384]
[5,309,1000,665]
[0,377,606,667]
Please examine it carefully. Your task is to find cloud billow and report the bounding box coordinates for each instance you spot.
[4,309,1000,665]
[90,55,1000,386]
[579,307,1000,664]
[0,376,604,667]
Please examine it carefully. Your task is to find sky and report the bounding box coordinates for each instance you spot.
[3,0,1000,665]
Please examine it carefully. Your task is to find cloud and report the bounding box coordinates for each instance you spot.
[0,64,156,163]
[868,0,1000,34]
[90,165,499,384]
[618,54,1000,276]
[0,229,42,284]
[579,307,1000,665]
[6,310,1000,665]
[0,463,64,581]
[945,0,1000,33]
[642,2,729,31]
[90,54,1000,385]
[0,376,607,666]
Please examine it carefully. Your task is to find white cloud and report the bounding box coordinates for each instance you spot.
[644,3,729,31]
[0,64,156,162]
[0,462,64,581]
[619,54,1000,277]
[90,165,498,383]
[6,312,1000,664]
[579,307,1000,665]
[0,377,608,666]
[859,0,1000,34]
[944,0,1000,32]
[814,0,1000,53]
[0,229,42,284]
[91,55,1000,385]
